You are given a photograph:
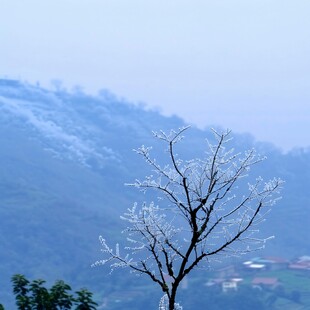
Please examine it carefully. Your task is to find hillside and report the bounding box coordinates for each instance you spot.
[0,79,309,308]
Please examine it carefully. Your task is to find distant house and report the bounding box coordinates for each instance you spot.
[289,256,310,273]
[205,277,243,293]
[289,263,310,270]
[205,278,225,287]
[288,263,310,274]
[252,277,280,289]
[243,257,288,272]
[222,280,238,293]
[264,257,289,271]
[242,261,266,271]
[298,256,310,262]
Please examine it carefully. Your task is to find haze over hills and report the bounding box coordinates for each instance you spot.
[0,79,309,308]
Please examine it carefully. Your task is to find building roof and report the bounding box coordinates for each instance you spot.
[264,256,289,263]
[289,263,310,270]
[252,277,278,286]
[248,263,266,269]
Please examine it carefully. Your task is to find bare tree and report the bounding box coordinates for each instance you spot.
[93,127,283,310]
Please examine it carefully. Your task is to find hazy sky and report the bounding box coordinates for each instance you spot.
[1,0,309,151]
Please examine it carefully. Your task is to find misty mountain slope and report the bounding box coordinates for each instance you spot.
[0,79,188,306]
[0,79,309,307]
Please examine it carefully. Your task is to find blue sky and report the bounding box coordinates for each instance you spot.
[1,0,309,151]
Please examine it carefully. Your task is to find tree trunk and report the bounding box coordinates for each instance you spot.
[168,296,176,310]
[168,282,178,310]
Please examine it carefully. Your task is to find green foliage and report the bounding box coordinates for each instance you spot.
[30,279,50,309]
[74,289,97,310]
[9,275,97,310]
[50,280,73,309]
[11,275,31,310]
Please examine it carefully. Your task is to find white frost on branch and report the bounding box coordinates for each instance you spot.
[159,294,182,310]
[93,127,284,309]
